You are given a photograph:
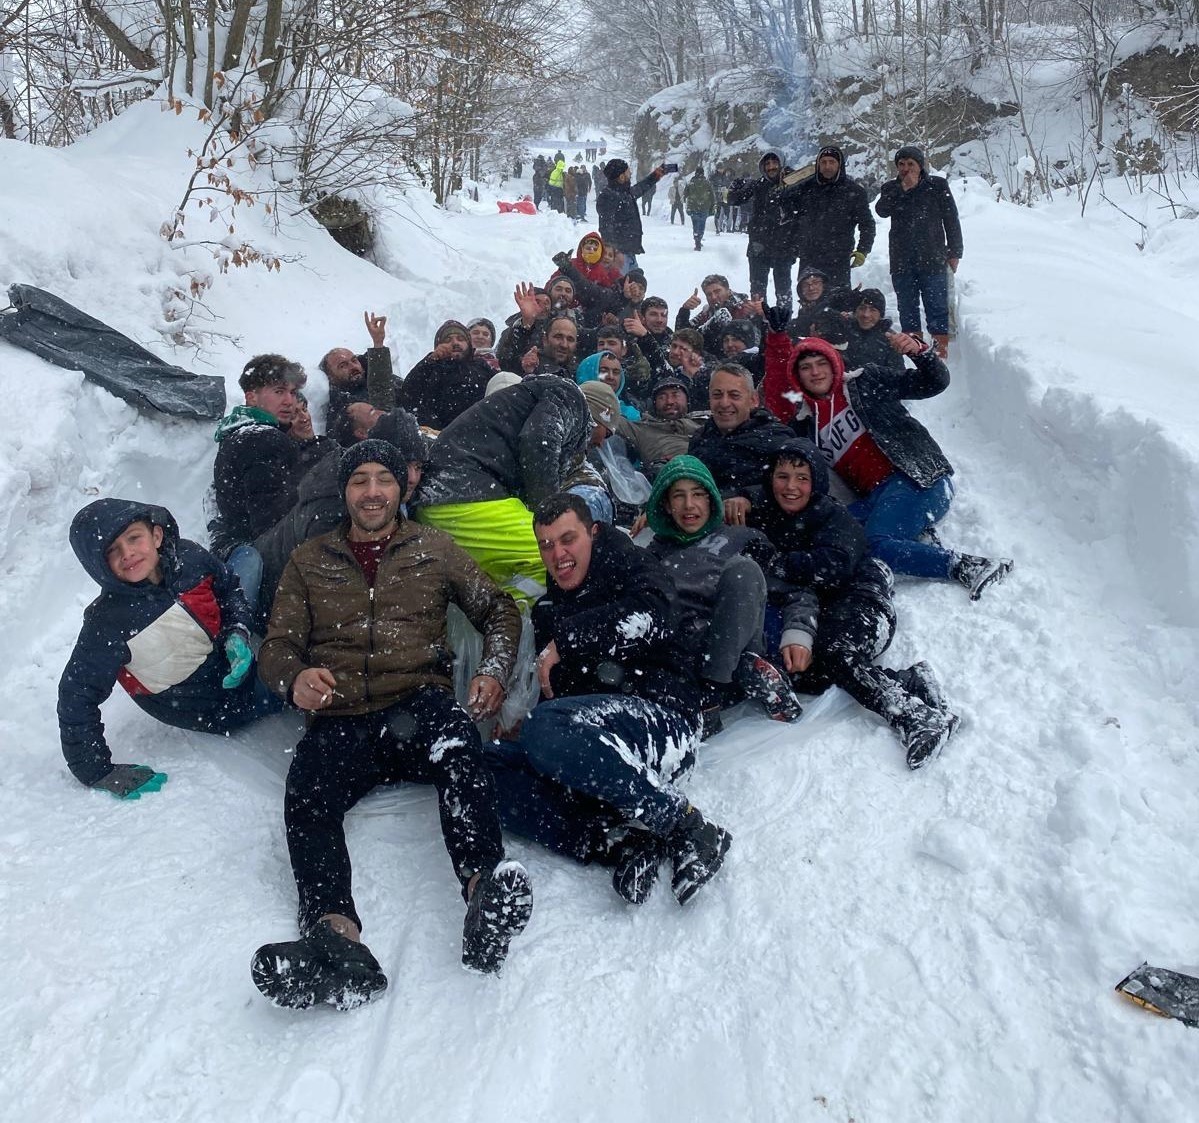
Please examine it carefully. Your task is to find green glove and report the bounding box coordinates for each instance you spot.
[222,632,253,689]
[90,764,168,800]
[851,250,868,268]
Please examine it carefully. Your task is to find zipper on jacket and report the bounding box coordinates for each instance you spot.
[365,584,375,705]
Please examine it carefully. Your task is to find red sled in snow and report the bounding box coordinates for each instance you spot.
[498,198,537,215]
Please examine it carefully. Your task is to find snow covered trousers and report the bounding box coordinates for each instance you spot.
[484,695,701,862]
[283,686,505,935]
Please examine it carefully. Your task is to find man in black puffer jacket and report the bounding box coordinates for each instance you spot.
[778,145,876,290]
[485,492,732,908]
[750,439,960,769]
[875,145,963,358]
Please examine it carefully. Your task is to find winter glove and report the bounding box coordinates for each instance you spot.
[222,632,253,689]
[764,305,791,333]
[551,251,571,269]
[851,250,868,268]
[90,764,168,800]
[709,306,732,328]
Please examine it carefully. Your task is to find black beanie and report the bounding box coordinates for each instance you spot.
[604,158,629,182]
[368,409,426,465]
[624,268,647,288]
[338,439,408,495]
[857,288,887,315]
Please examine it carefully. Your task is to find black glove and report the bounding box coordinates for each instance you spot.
[551,251,571,269]
[89,763,168,800]
[764,305,790,333]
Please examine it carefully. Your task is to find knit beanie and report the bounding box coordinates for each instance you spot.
[604,158,629,182]
[367,409,426,465]
[894,145,926,169]
[624,268,647,289]
[434,320,470,347]
[856,288,887,315]
[579,380,620,432]
[338,439,408,494]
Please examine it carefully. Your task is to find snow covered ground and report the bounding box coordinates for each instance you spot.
[2,113,1198,1122]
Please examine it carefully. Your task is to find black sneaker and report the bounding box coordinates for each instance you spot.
[462,860,533,974]
[668,806,732,905]
[251,923,388,1011]
[952,554,1013,601]
[611,830,667,905]
[734,652,803,722]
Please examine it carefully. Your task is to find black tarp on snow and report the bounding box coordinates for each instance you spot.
[0,284,226,420]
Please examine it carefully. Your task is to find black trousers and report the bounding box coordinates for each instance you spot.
[791,592,899,714]
[283,685,504,935]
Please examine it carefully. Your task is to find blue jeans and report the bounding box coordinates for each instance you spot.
[226,544,263,618]
[485,695,699,851]
[849,473,955,579]
[690,213,708,239]
[748,254,794,307]
[576,196,588,220]
[891,268,950,335]
[621,253,638,274]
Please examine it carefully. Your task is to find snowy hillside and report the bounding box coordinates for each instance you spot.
[2,113,1199,1123]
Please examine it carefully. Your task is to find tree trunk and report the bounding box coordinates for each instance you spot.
[221,0,255,71]
[81,0,157,71]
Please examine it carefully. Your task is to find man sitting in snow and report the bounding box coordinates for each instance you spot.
[208,353,308,616]
[318,311,400,430]
[687,363,793,525]
[397,320,493,432]
[674,274,759,357]
[251,440,531,1011]
[58,499,281,800]
[623,295,674,381]
[618,372,704,480]
[484,491,733,907]
[500,284,581,379]
[411,375,615,603]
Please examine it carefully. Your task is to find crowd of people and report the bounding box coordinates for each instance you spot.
[57,142,1009,1015]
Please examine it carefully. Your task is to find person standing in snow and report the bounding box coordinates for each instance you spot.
[726,151,799,308]
[683,167,716,251]
[484,491,733,906]
[596,158,667,272]
[58,499,281,799]
[750,440,961,768]
[761,327,1012,599]
[874,145,963,359]
[317,311,400,432]
[398,320,493,432]
[776,145,876,291]
[251,440,531,1011]
[575,164,592,220]
[546,155,566,213]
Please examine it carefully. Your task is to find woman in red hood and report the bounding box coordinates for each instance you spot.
[760,325,1012,600]
[571,231,621,287]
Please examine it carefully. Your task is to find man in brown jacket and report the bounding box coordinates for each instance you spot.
[251,439,531,1012]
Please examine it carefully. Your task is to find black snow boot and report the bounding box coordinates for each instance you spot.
[882,661,946,713]
[734,652,804,722]
[891,698,961,770]
[610,828,668,905]
[952,553,1013,601]
[693,235,702,251]
[462,860,533,974]
[667,805,733,905]
[251,922,388,1011]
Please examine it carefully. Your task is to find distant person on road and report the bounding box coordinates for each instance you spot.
[684,167,716,251]
[875,145,963,359]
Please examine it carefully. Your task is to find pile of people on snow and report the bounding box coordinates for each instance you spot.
[58,142,1007,1013]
